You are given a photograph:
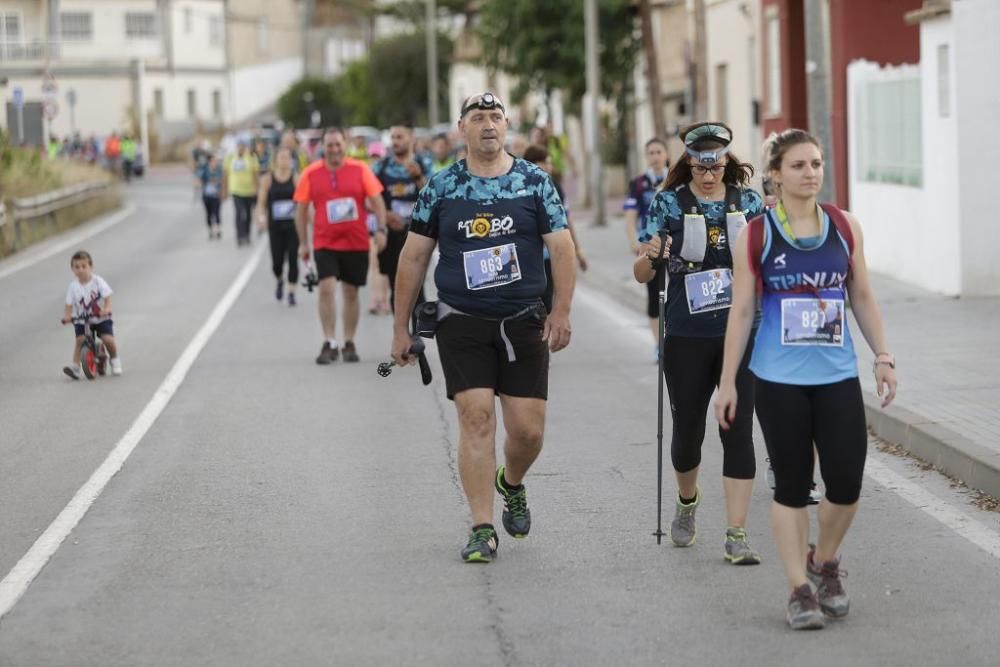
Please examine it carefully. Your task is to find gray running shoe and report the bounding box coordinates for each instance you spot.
[787,583,826,630]
[315,342,335,365]
[724,527,761,565]
[670,488,700,547]
[807,547,850,618]
[495,466,531,538]
[342,340,359,363]
[461,525,499,563]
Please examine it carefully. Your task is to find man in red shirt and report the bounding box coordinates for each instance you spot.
[295,127,387,364]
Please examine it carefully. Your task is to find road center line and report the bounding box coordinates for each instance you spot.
[0,242,266,619]
[0,205,137,281]
[575,282,1000,561]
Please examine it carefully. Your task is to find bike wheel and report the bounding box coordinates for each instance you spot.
[97,346,108,376]
[82,342,97,380]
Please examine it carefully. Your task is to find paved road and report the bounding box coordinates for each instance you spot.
[1,172,998,665]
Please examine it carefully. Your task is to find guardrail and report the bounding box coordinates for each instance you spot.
[1,181,121,256]
[10,181,117,221]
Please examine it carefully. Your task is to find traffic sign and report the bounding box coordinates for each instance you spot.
[12,86,23,109]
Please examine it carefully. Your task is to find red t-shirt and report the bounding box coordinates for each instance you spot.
[293,159,383,252]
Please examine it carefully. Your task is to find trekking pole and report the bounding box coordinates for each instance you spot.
[652,230,669,544]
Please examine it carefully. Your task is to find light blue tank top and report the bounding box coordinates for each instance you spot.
[749,209,858,385]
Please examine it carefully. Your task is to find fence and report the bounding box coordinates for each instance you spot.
[848,60,923,188]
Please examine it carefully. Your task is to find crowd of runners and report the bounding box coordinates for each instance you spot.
[62,91,897,631]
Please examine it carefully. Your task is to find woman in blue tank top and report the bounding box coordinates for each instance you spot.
[715,129,898,630]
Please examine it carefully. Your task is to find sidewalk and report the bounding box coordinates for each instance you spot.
[571,199,1000,498]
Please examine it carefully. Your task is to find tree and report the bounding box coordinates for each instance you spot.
[276,78,346,129]
[477,0,639,112]
[366,30,452,127]
[334,60,377,127]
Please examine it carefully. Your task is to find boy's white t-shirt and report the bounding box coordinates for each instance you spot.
[66,274,113,321]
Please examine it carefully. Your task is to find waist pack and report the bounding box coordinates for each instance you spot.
[413,300,546,339]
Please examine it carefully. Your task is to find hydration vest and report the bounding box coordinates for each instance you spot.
[666,183,747,274]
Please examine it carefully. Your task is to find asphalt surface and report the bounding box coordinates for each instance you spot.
[0,172,998,666]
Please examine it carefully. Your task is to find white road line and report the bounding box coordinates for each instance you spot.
[576,281,1000,561]
[0,205,137,281]
[0,242,266,619]
[864,456,1000,559]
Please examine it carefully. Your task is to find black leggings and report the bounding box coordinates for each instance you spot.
[202,196,220,227]
[754,376,867,508]
[269,221,299,283]
[662,334,756,479]
[232,195,255,242]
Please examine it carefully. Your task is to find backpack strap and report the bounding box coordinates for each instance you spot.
[818,203,855,273]
[747,212,767,294]
[724,184,742,212]
[674,183,699,219]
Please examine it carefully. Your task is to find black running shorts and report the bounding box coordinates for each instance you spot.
[435,314,549,401]
[314,249,369,286]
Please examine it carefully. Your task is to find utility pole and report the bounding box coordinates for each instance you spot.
[585,0,605,225]
[692,0,708,119]
[804,0,836,203]
[426,0,439,126]
[638,0,667,141]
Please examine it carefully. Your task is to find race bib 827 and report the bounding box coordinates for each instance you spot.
[780,297,845,346]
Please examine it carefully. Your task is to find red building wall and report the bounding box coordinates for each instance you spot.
[761,0,809,141]
[829,0,921,207]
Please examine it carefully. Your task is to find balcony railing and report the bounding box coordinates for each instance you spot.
[0,40,61,63]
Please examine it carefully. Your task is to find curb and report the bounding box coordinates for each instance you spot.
[573,232,1000,499]
[863,396,1000,499]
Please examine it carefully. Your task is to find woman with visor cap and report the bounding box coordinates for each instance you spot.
[633,121,764,563]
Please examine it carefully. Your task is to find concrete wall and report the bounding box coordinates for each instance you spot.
[3,74,135,138]
[705,0,763,168]
[1,1,45,42]
[228,57,303,125]
[225,0,304,69]
[953,0,1000,295]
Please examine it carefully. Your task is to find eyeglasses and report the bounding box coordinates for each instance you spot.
[461,92,506,118]
[692,164,726,176]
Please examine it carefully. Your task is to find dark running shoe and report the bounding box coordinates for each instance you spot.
[495,466,530,538]
[462,524,499,563]
[276,279,284,301]
[787,583,826,630]
[807,546,850,618]
[342,341,359,362]
[288,291,296,307]
[316,342,336,365]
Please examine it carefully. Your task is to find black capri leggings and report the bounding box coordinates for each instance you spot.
[662,333,756,479]
[754,376,868,508]
[269,221,299,283]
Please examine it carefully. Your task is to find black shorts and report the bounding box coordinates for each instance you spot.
[436,314,549,401]
[377,229,408,277]
[313,249,369,286]
[74,320,114,337]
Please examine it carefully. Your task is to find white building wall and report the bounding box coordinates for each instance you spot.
[848,55,961,296]
[705,0,761,166]
[228,57,303,125]
[953,0,1000,295]
[1,1,45,42]
[170,0,225,69]
[10,75,135,138]
[145,72,226,122]
[58,0,163,63]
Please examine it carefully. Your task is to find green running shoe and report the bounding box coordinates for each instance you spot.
[670,487,700,547]
[724,527,762,565]
[495,466,531,538]
[461,524,499,563]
